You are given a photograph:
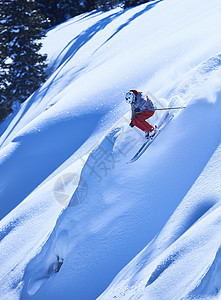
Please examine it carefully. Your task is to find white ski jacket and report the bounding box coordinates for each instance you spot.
[130,92,155,120]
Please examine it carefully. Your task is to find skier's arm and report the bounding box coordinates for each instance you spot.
[144,96,156,111]
[130,104,136,127]
[130,103,136,120]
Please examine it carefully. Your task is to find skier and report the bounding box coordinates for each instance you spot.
[125,89,157,138]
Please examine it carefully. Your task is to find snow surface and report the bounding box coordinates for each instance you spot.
[0,0,221,299]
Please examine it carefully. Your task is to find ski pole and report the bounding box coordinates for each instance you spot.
[154,106,186,111]
[136,106,186,114]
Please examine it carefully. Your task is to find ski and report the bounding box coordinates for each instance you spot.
[128,112,173,163]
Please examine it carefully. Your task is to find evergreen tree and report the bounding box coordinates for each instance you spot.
[123,0,138,8]
[58,0,83,22]
[123,0,150,9]
[0,1,12,121]
[36,0,83,26]
[35,0,58,27]
[81,0,96,12]
[0,0,47,123]
[35,0,125,27]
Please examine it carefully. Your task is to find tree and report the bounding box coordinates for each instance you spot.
[35,0,125,27]
[35,0,58,27]
[81,0,96,12]
[0,1,13,121]
[123,0,138,8]
[123,0,151,9]
[58,0,83,22]
[0,0,47,123]
[36,0,84,27]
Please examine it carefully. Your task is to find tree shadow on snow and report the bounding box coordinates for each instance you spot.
[94,0,164,54]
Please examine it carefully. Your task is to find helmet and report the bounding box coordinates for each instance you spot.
[125,90,137,104]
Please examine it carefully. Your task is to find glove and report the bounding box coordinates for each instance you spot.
[129,121,134,127]
[134,108,140,113]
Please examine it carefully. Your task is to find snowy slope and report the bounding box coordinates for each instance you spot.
[99,126,221,300]
[0,0,221,299]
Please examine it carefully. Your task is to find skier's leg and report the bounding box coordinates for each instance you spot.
[142,111,155,132]
[132,111,154,132]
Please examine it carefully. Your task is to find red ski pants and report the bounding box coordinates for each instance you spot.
[132,111,154,132]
